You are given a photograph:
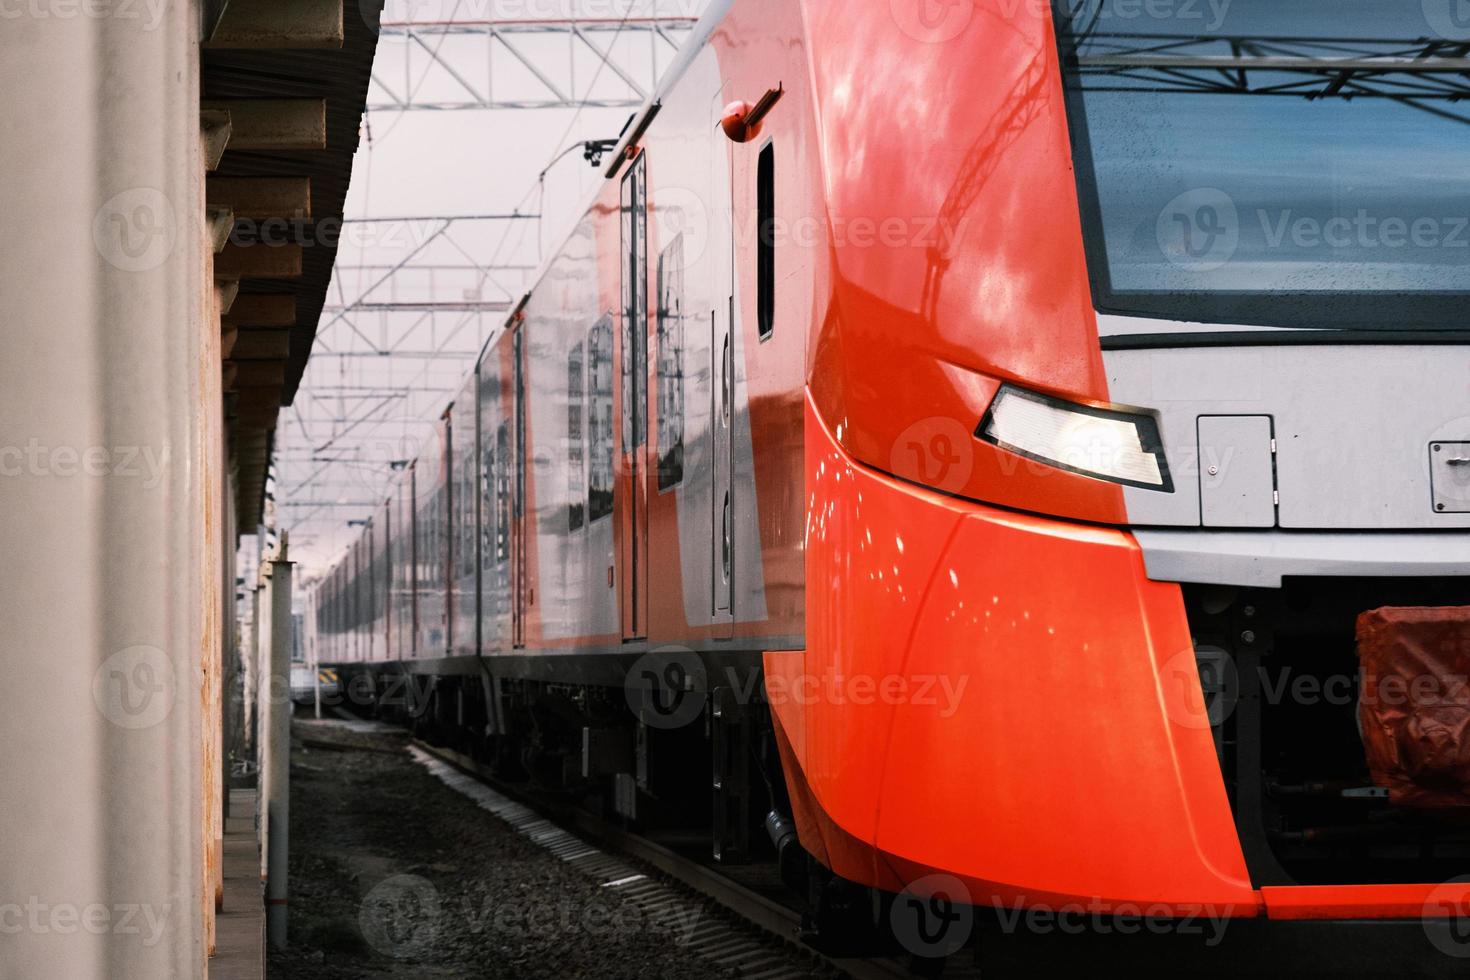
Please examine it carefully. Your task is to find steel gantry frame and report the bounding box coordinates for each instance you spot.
[313,214,538,359]
[368,16,697,111]
[284,5,707,567]
[286,211,534,545]
[1065,34,1470,124]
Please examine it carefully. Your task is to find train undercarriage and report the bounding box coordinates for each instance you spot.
[321,572,1470,977]
[1184,579,1470,889]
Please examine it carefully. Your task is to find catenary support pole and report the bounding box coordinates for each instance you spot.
[266,545,294,948]
[246,577,260,765]
[256,560,273,879]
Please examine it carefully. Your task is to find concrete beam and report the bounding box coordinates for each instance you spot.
[206,0,344,50]
[231,329,292,361]
[206,206,234,253]
[233,431,270,465]
[233,361,287,388]
[231,426,265,452]
[200,110,233,170]
[216,279,240,315]
[237,408,281,431]
[236,387,282,429]
[214,243,303,280]
[205,177,311,221]
[221,326,239,361]
[237,385,282,410]
[228,294,296,327]
[201,100,327,151]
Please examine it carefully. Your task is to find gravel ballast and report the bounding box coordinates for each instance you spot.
[267,717,823,980]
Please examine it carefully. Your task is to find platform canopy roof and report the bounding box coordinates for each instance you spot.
[201,0,382,529]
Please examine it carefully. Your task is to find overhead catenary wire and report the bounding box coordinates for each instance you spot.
[288,0,685,569]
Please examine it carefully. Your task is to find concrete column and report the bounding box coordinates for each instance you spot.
[203,282,227,952]
[0,2,206,977]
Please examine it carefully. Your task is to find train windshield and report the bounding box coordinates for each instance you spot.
[1054,0,1470,332]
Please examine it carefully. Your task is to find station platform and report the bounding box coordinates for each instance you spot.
[210,789,263,980]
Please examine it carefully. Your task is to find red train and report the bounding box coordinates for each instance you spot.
[312,0,1470,961]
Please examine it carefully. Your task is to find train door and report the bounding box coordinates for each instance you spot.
[380,503,391,661]
[443,405,454,653]
[711,90,735,637]
[440,410,454,655]
[511,326,528,649]
[408,463,419,658]
[619,152,650,641]
[478,351,510,654]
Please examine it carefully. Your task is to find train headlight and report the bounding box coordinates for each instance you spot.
[978,385,1173,491]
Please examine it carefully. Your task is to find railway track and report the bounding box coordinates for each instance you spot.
[407,738,974,980]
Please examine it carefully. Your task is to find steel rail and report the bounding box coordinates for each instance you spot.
[409,738,921,980]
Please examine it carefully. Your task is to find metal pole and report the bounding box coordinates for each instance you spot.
[256,567,271,879]
[266,545,294,949]
[256,552,274,882]
[246,581,259,761]
[255,563,271,772]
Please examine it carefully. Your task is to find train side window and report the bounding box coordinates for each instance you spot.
[478,368,497,573]
[429,490,438,575]
[433,490,442,592]
[656,234,685,490]
[458,407,476,581]
[479,451,492,560]
[757,142,775,339]
[588,315,615,522]
[495,423,511,564]
[567,342,586,531]
[415,493,425,582]
[621,154,648,452]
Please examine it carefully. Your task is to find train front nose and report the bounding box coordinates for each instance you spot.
[783,393,1470,932]
[779,392,1257,914]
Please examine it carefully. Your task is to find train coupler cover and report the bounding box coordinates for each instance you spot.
[1358,606,1470,809]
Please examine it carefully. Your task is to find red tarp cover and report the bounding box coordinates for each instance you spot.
[1357,606,1470,808]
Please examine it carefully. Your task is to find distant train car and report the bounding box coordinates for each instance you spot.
[313,0,1470,952]
[291,603,342,705]
[289,665,341,706]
